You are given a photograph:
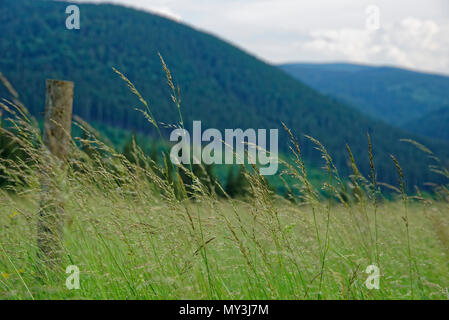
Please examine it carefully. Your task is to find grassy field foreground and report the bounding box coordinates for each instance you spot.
[0,70,448,300]
[1,191,449,299]
[0,127,448,300]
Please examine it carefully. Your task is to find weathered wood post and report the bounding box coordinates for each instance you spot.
[37,79,74,267]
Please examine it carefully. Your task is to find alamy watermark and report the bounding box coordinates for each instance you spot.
[365,264,380,290]
[365,5,380,31]
[169,121,279,175]
[65,265,80,290]
[66,5,80,30]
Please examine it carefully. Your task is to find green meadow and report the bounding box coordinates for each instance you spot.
[1,70,448,300]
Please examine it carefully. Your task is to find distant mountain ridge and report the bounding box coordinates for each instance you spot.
[1,0,448,188]
[279,63,449,128]
[403,107,449,141]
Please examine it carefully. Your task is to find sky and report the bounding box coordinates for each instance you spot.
[72,0,449,75]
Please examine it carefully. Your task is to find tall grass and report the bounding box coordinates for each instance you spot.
[0,67,448,300]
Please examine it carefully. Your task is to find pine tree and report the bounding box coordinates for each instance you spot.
[80,130,99,159]
[149,140,159,165]
[123,133,138,164]
[178,163,218,199]
[225,166,249,198]
[0,111,27,187]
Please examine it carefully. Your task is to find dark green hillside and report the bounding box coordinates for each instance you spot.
[403,107,449,141]
[1,0,448,188]
[279,63,449,126]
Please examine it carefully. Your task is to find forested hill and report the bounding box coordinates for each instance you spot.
[1,0,448,188]
[403,107,449,141]
[279,63,449,126]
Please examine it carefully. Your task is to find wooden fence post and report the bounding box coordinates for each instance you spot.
[37,79,74,267]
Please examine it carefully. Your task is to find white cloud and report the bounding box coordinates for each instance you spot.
[71,0,182,21]
[300,17,449,73]
[68,0,449,74]
[147,6,182,21]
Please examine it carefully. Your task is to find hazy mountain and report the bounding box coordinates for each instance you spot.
[1,0,448,188]
[403,107,449,141]
[279,63,449,127]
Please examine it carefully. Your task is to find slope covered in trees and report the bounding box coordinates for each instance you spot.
[279,63,449,126]
[403,107,449,141]
[1,0,448,188]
